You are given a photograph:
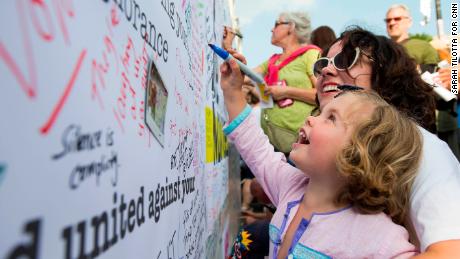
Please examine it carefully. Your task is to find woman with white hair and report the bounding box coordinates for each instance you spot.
[246,12,320,155]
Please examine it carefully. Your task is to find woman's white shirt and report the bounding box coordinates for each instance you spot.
[411,127,460,251]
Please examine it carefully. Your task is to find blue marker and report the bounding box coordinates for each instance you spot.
[208,43,265,85]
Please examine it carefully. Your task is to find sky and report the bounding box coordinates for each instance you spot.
[234,0,453,67]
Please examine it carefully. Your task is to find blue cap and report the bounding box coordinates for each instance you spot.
[208,44,229,60]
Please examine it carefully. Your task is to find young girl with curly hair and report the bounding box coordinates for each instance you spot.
[221,48,422,257]
[314,28,460,257]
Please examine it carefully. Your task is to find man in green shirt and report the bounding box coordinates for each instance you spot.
[386,4,459,160]
[385,4,439,72]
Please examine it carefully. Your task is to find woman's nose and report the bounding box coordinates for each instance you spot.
[321,60,335,76]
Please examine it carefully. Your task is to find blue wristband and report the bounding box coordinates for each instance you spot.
[223,105,252,135]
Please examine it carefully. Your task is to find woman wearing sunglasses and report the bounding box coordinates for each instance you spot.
[315,27,460,258]
[245,12,320,155]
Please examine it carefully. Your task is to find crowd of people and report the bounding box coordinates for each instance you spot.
[221,3,460,259]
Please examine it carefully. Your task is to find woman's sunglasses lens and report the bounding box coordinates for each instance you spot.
[334,49,359,70]
[334,52,350,70]
[313,59,329,76]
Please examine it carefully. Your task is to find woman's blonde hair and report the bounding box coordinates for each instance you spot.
[335,91,422,225]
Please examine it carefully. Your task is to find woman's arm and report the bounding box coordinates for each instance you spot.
[308,74,317,87]
[412,240,460,259]
[264,84,317,105]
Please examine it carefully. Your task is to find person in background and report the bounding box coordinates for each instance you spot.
[434,69,460,160]
[245,11,320,155]
[241,178,274,223]
[310,25,337,51]
[385,4,439,72]
[315,27,460,257]
[386,4,459,159]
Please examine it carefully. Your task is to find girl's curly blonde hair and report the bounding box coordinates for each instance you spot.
[335,91,422,225]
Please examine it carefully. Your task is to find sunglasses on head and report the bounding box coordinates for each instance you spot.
[313,47,374,77]
[384,16,408,23]
[274,21,290,28]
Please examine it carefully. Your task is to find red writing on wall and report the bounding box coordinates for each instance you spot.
[88,6,151,144]
[0,0,87,135]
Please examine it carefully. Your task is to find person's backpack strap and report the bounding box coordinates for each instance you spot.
[264,45,320,85]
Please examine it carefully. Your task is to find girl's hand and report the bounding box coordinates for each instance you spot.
[219,51,247,94]
[219,51,249,121]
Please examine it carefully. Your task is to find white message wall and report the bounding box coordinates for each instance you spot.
[0,0,239,258]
